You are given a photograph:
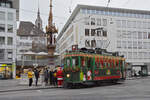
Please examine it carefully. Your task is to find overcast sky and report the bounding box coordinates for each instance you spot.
[20,0,150,32]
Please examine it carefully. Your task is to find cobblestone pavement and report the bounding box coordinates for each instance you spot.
[0,77,150,100]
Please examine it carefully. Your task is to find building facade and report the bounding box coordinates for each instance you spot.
[0,0,19,79]
[57,5,150,76]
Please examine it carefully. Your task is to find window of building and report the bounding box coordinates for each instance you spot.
[8,12,13,21]
[127,21,131,28]
[117,41,121,48]
[132,31,137,39]
[7,37,13,45]
[148,22,150,29]
[128,41,132,49]
[117,30,121,38]
[122,20,126,28]
[143,32,147,39]
[0,24,5,32]
[97,18,101,26]
[122,30,127,38]
[85,29,90,36]
[91,18,95,25]
[102,19,107,26]
[0,49,4,59]
[91,29,96,36]
[85,40,90,47]
[133,21,136,28]
[148,32,150,39]
[137,21,141,29]
[127,31,131,38]
[103,30,107,37]
[0,11,5,20]
[84,17,90,25]
[128,52,132,59]
[133,41,137,49]
[97,30,102,36]
[7,49,12,59]
[143,42,147,49]
[122,41,127,49]
[138,41,142,49]
[91,40,96,47]
[133,52,137,59]
[8,24,13,33]
[138,52,142,59]
[0,37,5,45]
[138,31,142,39]
[116,20,121,28]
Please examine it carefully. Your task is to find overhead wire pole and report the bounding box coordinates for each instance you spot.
[107,0,111,7]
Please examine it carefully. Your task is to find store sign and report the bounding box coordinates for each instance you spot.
[0,64,7,66]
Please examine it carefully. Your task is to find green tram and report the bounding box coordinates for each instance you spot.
[63,49,126,88]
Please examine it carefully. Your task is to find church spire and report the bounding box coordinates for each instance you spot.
[35,0,43,31]
[49,0,53,27]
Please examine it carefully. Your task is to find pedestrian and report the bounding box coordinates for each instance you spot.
[49,68,54,85]
[56,67,63,87]
[28,68,34,87]
[44,67,49,86]
[53,69,57,86]
[34,68,40,86]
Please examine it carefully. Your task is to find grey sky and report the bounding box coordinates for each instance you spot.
[20,0,150,32]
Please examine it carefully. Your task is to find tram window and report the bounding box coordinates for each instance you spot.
[87,58,93,68]
[72,57,78,67]
[95,58,100,68]
[81,57,86,67]
[67,59,71,67]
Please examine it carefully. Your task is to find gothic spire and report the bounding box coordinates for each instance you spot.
[49,0,53,27]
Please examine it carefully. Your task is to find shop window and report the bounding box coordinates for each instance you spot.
[85,29,90,36]
[91,18,95,25]
[7,37,13,45]
[0,24,5,32]
[8,24,13,33]
[91,29,96,36]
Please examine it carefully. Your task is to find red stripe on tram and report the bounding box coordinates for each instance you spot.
[94,76,120,80]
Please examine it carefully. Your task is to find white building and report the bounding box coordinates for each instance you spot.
[57,5,150,75]
[0,0,19,79]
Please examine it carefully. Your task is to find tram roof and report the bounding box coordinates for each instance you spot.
[64,52,125,60]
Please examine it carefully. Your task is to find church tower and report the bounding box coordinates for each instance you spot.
[35,4,43,31]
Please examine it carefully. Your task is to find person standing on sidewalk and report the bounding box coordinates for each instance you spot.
[28,68,34,87]
[44,67,49,86]
[34,68,40,86]
[56,67,63,87]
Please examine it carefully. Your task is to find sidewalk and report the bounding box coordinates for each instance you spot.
[0,79,56,93]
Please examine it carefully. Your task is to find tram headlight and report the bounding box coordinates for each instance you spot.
[66,74,70,78]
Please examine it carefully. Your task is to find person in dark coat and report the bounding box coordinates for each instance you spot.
[34,68,40,86]
[49,69,54,85]
[44,68,49,85]
[53,69,57,86]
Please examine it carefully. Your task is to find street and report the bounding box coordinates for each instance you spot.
[0,77,150,100]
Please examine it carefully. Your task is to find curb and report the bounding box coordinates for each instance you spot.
[0,86,57,93]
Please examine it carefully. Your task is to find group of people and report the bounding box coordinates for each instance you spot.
[27,67,64,87]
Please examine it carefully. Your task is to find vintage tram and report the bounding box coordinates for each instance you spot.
[63,48,126,88]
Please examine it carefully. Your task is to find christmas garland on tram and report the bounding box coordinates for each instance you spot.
[63,47,126,88]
